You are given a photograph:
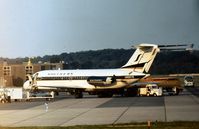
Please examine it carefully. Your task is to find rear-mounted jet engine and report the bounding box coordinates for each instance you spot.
[87,76,116,86]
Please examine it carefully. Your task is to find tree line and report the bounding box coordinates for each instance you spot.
[1,49,199,75]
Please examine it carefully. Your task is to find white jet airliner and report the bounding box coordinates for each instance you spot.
[23,43,160,98]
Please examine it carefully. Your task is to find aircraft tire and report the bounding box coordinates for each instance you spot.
[175,88,180,95]
[1,99,5,104]
[74,90,83,98]
[97,92,113,98]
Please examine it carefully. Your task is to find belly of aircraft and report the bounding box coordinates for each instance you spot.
[36,78,138,90]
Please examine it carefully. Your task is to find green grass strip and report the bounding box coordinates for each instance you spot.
[0,121,199,129]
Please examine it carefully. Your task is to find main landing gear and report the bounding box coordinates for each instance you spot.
[74,89,83,98]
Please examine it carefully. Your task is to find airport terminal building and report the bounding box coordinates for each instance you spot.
[0,60,63,87]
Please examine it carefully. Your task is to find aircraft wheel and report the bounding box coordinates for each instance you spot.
[97,94,103,98]
[74,90,83,98]
[138,94,142,97]
[106,93,113,97]
[175,88,180,95]
[98,92,113,98]
[1,99,5,104]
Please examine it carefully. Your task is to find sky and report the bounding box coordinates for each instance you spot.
[0,0,198,58]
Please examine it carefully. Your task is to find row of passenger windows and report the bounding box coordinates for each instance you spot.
[36,76,88,81]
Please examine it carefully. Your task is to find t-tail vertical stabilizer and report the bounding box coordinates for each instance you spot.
[122,43,160,73]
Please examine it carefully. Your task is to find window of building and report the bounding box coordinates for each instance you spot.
[25,65,33,75]
[3,66,11,76]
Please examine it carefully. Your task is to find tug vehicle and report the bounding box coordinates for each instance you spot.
[138,84,162,96]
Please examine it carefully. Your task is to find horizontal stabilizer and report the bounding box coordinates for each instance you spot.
[158,44,194,51]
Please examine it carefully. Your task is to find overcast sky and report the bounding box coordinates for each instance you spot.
[0,0,198,58]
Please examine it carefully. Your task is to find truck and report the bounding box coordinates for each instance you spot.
[184,75,194,87]
[0,90,10,103]
[139,76,183,95]
[5,88,23,101]
[0,87,24,103]
[0,87,11,103]
[26,90,55,101]
[0,87,55,103]
[138,84,162,96]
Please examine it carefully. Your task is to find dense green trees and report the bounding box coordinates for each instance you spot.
[151,51,199,74]
[1,49,199,75]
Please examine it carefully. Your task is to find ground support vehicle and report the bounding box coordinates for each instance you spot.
[5,88,23,101]
[0,91,10,103]
[0,87,11,103]
[139,76,183,95]
[26,90,55,101]
[0,87,55,103]
[184,75,194,87]
[138,84,162,96]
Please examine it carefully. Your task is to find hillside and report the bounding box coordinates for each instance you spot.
[1,49,199,75]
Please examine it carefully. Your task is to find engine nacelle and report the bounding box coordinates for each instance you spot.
[87,76,116,86]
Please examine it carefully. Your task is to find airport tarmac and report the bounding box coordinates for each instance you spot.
[0,88,198,127]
